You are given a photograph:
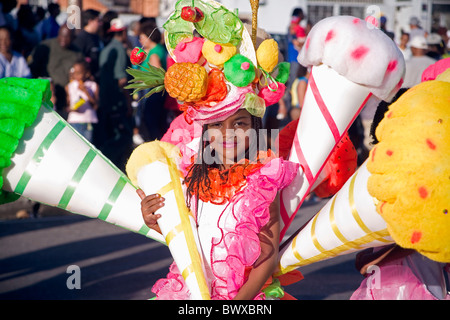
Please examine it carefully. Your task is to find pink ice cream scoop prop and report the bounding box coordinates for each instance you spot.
[280,16,405,240]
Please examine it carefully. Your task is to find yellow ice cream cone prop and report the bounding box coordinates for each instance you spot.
[279,16,405,240]
[126,141,211,300]
[277,161,393,276]
[0,78,164,243]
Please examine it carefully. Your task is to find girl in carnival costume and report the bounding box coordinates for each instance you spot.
[130,0,302,300]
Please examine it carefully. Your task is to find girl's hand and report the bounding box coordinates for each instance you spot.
[136,189,164,234]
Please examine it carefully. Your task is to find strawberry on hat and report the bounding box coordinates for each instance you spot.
[130,47,147,65]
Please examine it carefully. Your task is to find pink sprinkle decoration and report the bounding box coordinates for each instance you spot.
[418,186,428,199]
[241,62,250,70]
[305,37,310,50]
[353,18,360,24]
[325,30,335,42]
[214,44,222,53]
[351,46,369,60]
[387,60,398,72]
[426,139,436,150]
[410,231,422,244]
[386,150,393,156]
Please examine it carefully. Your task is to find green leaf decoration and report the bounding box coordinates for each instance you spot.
[164,0,243,48]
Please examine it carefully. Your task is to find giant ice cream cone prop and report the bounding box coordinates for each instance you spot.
[277,72,450,276]
[126,141,210,300]
[280,16,406,239]
[0,77,164,243]
[277,161,393,276]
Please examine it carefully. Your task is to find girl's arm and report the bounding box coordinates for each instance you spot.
[233,193,280,300]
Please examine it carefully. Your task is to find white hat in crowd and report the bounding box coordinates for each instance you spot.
[409,36,428,49]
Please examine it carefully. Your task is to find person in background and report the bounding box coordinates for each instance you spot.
[135,20,168,141]
[379,16,394,40]
[397,31,411,61]
[73,9,102,80]
[289,64,309,121]
[29,24,84,117]
[96,18,133,171]
[408,16,427,41]
[426,33,444,61]
[128,20,140,49]
[0,25,30,78]
[402,36,436,88]
[38,2,60,41]
[14,4,40,58]
[99,10,118,47]
[66,59,98,142]
[286,7,306,95]
[0,0,18,32]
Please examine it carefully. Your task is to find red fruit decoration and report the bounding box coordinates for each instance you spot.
[130,47,147,65]
[181,6,204,23]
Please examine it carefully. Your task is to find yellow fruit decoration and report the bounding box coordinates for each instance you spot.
[367,79,450,263]
[201,39,236,67]
[256,39,279,73]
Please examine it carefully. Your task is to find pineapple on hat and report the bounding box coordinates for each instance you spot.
[126,62,208,103]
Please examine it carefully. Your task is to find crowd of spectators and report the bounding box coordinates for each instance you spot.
[0,1,176,172]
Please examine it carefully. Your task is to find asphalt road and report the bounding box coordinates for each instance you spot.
[0,197,363,300]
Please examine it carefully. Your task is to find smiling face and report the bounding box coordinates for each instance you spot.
[205,109,256,168]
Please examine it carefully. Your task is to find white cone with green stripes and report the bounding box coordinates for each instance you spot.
[276,160,393,276]
[2,102,165,243]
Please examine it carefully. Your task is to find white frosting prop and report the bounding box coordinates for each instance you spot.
[279,16,405,240]
[2,104,165,243]
[277,161,393,275]
[128,142,211,300]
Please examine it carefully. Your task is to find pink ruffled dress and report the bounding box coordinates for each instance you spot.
[151,156,298,300]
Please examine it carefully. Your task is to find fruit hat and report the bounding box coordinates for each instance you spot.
[126,0,290,125]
